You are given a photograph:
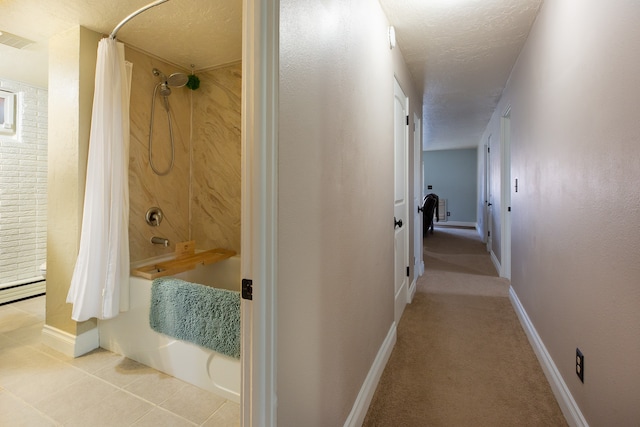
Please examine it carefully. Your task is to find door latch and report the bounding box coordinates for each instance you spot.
[242,279,253,300]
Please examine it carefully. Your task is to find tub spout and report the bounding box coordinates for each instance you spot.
[151,236,170,247]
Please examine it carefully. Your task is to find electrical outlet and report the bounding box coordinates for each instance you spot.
[576,348,584,383]
[447,211,451,216]
[428,185,433,190]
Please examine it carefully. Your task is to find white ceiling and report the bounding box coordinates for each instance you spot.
[379,0,542,150]
[0,0,242,88]
[0,0,541,151]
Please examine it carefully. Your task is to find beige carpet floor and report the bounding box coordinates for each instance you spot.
[363,226,567,426]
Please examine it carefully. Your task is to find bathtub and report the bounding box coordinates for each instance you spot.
[98,255,241,403]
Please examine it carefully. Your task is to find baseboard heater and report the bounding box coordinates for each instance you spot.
[0,279,46,305]
[437,198,447,222]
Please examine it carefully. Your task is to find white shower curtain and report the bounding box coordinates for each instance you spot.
[66,38,132,322]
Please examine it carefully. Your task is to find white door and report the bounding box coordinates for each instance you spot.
[393,79,409,325]
[485,135,493,252]
[412,113,423,288]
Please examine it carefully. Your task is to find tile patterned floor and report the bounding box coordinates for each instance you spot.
[0,295,240,426]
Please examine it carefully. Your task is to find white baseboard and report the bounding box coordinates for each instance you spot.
[490,250,501,275]
[435,221,477,228]
[41,324,99,358]
[509,287,588,427]
[408,277,416,303]
[344,322,397,427]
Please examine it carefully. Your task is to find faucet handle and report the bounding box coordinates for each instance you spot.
[146,207,163,226]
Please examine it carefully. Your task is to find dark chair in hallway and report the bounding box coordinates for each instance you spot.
[422,193,439,236]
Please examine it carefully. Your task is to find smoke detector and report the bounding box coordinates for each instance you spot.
[0,30,35,49]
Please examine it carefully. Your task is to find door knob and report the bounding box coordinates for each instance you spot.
[394,217,403,229]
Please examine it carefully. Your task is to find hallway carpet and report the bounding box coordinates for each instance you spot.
[363,227,567,426]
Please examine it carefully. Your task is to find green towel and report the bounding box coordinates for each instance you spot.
[150,277,240,359]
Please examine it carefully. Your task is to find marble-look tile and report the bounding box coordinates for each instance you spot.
[1,319,44,345]
[29,341,73,362]
[68,347,126,373]
[159,383,227,425]
[203,401,241,427]
[0,307,42,334]
[33,376,119,424]
[192,62,242,254]
[10,295,46,319]
[0,389,56,427]
[126,47,242,263]
[2,355,89,405]
[63,390,153,427]
[126,48,191,262]
[93,356,156,388]
[0,333,14,350]
[132,407,196,427]
[124,370,188,404]
[0,345,66,388]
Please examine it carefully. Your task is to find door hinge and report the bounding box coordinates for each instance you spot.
[406,115,409,126]
[242,278,253,300]
[406,266,410,277]
[488,230,491,237]
[508,206,511,212]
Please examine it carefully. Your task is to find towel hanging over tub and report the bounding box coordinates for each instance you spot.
[149,278,241,359]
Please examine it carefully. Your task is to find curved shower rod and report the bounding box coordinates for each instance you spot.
[110,0,170,40]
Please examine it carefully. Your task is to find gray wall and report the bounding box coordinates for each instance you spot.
[278,1,421,425]
[480,1,640,424]
[423,148,477,223]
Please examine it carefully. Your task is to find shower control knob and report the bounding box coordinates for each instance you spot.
[146,207,164,226]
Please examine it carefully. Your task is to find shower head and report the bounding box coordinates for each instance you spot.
[167,72,188,88]
[152,68,188,89]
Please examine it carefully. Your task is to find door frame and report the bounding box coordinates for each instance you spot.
[500,106,512,279]
[241,0,278,425]
[485,134,493,252]
[412,112,423,290]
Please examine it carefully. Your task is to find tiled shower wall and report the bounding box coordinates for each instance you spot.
[191,62,242,254]
[0,79,47,286]
[126,46,241,263]
[126,48,191,263]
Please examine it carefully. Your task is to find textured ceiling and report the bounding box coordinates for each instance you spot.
[1,0,541,151]
[379,0,542,150]
[0,0,242,88]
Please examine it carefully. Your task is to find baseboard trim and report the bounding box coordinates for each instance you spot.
[41,324,99,358]
[344,322,397,427]
[435,221,477,228]
[408,278,417,303]
[509,287,588,427]
[490,250,501,275]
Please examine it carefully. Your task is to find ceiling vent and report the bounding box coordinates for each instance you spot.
[0,30,35,49]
